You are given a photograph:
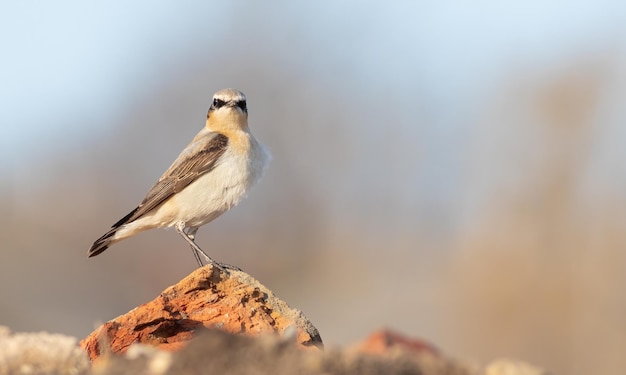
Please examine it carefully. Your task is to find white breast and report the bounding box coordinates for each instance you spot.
[121,134,269,236]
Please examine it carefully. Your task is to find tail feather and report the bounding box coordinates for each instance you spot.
[88,228,117,257]
[88,207,139,257]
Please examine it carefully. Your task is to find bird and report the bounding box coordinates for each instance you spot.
[88,88,270,268]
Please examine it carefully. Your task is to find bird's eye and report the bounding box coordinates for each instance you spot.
[213,98,226,108]
[237,101,247,112]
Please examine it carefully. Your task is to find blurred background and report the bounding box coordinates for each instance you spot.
[2,1,626,374]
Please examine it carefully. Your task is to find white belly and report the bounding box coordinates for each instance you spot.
[117,138,269,239]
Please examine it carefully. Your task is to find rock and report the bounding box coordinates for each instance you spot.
[347,329,472,375]
[351,328,439,357]
[80,264,322,360]
[90,329,474,375]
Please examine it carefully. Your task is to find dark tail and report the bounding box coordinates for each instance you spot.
[88,227,118,257]
[88,207,139,257]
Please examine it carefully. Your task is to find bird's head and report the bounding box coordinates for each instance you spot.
[207,88,248,131]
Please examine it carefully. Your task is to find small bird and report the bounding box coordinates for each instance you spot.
[88,88,270,267]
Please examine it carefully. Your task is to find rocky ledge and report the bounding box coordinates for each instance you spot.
[80,264,322,360]
[0,263,549,375]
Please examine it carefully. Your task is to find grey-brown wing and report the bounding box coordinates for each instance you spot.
[123,132,229,224]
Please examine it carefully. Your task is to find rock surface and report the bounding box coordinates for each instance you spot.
[91,329,474,375]
[351,328,440,357]
[0,325,549,375]
[80,264,322,360]
[0,324,550,375]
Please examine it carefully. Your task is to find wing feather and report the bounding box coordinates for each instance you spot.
[124,132,229,223]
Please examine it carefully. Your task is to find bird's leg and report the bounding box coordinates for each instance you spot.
[185,227,203,267]
[175,222,221,269]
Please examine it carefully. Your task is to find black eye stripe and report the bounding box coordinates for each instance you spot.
[211,98,246,111]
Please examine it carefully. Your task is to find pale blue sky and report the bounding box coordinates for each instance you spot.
[1,1,623,165]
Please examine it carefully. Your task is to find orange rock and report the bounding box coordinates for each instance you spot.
[352,328,439,357]
[80,264,322,360]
